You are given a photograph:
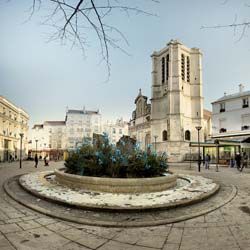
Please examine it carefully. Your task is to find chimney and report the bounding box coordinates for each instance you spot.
[239,84,245,93]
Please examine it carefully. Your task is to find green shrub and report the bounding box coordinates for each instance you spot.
[64,133,168,178]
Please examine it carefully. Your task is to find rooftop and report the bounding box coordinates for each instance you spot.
[44,121,65,126]
[212,84,249,104]
[67,109,100,115]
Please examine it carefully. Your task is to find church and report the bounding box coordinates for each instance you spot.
[128,40,211,162]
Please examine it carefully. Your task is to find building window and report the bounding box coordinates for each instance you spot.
[220,103,225,112]
[186,56,190,82]
[119,129,122,134]
[161,57,165,84]
[113,128,116,134]
[162,130,168,141]
[242,98,249,108]
[185,130,191,141]
[166,54,169,81]
[181,54,185,81]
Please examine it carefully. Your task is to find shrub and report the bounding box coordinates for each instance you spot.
[64,133,168,178]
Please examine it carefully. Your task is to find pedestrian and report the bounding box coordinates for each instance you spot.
[235,152,241,170]
[34,154,38,168]
[229,157,235,168]
[205,153,210,169]
[240,152,248,172]
[44,155,49,166]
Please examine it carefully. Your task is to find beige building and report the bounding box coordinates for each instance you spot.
[31,107,102,159]
[102,118,129,144]
[0,96,29,162]
[129,40,209,162]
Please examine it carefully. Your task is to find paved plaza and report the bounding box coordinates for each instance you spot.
[0,161,250,250]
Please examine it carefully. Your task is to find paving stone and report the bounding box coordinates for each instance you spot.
[60,228,87,241]
[136,234,166,248]
[81,225,122,239]
[59,242,90,250]
[22,215,39,221]
[98,240,159,250]
[46,222,72,232]
[5,227,69,250]
[4,218,23,224]
[162,243,180,250]
[35,217,57,226]
[75,231,108,249]
[17,220,41,230]
[166,227,183,244]
[0,234,12,247]
[0,223,22,234]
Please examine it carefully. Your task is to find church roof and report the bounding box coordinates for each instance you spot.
[134,89,147,104]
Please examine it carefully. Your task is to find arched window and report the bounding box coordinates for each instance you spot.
[185,130,191,141]
[162,130,168,141]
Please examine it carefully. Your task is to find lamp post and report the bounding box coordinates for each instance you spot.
[19,133,24,169]
[195,126,202,172]
[215,139,219,172]
[153,135,158,153]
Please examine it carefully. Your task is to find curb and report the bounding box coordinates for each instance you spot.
[3,176,237,228]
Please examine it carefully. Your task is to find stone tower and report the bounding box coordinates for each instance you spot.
[150,39,204,162]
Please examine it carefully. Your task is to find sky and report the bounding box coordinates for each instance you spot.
[0,0,250,127]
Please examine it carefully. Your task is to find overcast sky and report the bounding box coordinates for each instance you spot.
[1,0,250,127]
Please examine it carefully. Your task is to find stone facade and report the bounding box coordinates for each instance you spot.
[0,96,29,161]
[102,118,129,144]
[65,108,102,149]
[31,121,66,159]
[212,84,250,137]
[31,108,102,158]
[129,40,207,162]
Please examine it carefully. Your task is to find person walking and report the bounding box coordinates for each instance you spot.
[241,152,248,172]
[34,154,38,168]
[235,152,241,171]
[205,153,210,169]
[44,155,49,166]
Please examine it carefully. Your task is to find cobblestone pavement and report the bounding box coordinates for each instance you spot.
[0,161,250,250]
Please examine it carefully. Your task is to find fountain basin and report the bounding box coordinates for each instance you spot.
[54,169,178,193]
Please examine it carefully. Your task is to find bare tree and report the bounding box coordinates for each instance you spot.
[23,0,159,78]
[201,1,250,42]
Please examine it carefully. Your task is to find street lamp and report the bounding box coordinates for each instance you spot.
[19,133,24,169]
[153,135,158,153]
[195,126,202,172]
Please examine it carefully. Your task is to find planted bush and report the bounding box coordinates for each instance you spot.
[65,133,168,178]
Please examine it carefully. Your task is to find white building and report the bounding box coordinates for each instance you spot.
[102,118,129,144]
[212,84,250,138]
[0,96,29,162]
[31,108,102,157]
[65,108,102,149]
[31,121,66,159]
[129,40,209,162]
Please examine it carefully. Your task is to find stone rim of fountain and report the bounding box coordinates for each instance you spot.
[54,168,178,194]
[18,170,220,211]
